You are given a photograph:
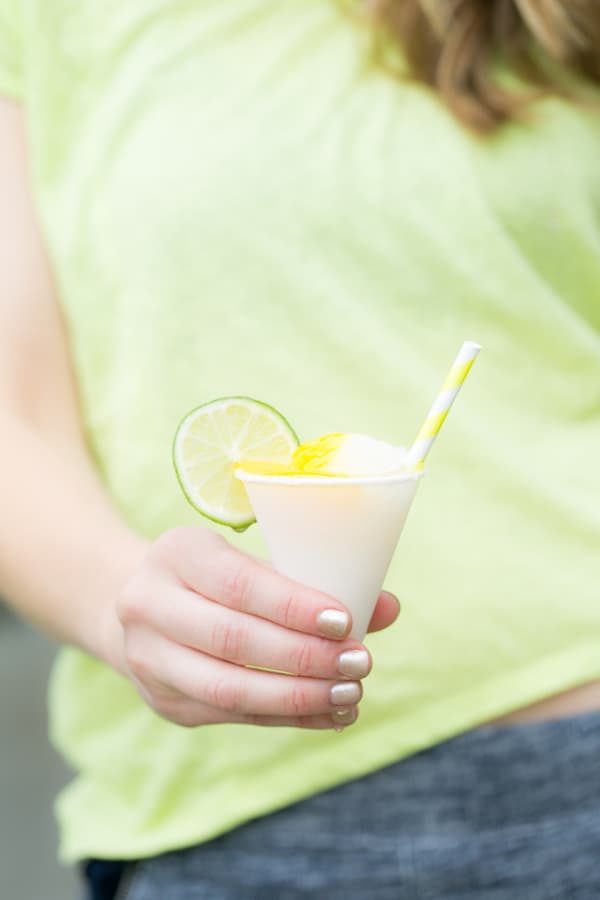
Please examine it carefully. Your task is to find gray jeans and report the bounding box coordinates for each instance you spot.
[119,709,600,899]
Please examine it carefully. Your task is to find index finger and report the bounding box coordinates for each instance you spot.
[167,529,353,639]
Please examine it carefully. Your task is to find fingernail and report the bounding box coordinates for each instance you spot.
[317,609,350,639]
[330,681,362,706]
[332,708,358,731]
[332,707,357,723]
[337,650,371,679]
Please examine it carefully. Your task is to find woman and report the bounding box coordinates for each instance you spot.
[1,1,599,898]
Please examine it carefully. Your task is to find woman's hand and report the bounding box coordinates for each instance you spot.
[116,527,400,731]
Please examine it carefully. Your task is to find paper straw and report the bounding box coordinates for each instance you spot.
[405,341,481,468]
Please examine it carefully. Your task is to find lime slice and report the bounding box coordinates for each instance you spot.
[173,397,300,531]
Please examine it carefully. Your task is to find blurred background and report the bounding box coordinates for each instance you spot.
[1,602,79,899]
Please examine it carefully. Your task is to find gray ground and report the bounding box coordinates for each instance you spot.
[0,603,80,900]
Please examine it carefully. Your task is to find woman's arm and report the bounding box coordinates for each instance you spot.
[0,97,398,729]
[0,96,147,667]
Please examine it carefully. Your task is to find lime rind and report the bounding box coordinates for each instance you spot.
[173,396,300,531]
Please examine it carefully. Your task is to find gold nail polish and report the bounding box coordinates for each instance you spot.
[337,650,370,679]
[332,708,357,731]
[316,610,350,639]
[330,682,362,706]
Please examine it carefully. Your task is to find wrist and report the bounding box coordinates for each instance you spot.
[82,530,149,677]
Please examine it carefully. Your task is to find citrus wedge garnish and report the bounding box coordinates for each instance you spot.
[173,397,299,531]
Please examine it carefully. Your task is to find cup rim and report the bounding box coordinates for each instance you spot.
[234,469,425,487]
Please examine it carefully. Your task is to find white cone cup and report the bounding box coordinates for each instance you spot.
[236,471,423,640]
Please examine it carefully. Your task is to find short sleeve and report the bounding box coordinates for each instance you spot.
[0,1,22,99]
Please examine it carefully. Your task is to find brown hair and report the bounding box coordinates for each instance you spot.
[362,0,600,131]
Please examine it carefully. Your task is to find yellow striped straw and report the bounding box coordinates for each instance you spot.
[405,341,482,469]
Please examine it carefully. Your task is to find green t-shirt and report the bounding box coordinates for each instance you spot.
[2,0,600,864]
